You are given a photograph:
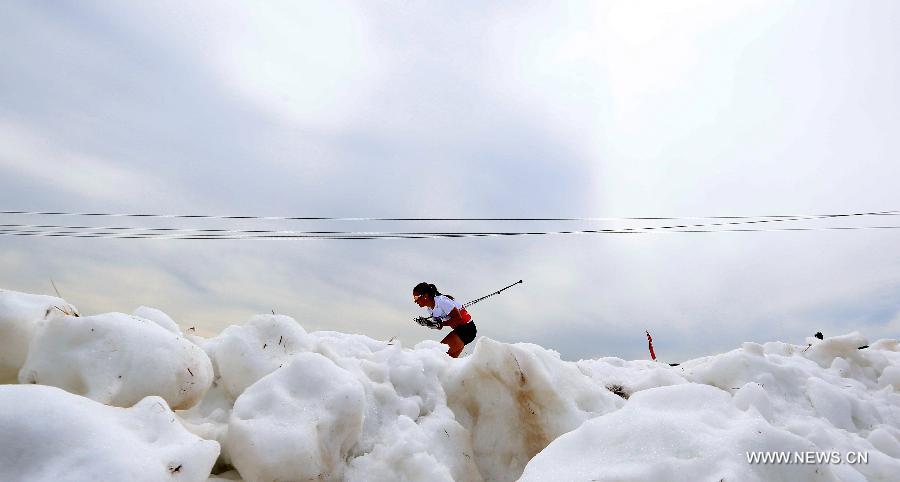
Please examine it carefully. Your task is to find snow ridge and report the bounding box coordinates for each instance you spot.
[1,288,899,482]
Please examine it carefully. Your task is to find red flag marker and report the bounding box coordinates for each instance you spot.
[646,330,657,361]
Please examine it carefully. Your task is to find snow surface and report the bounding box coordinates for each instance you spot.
[0,384,219,481]
[0,289,76,383]
[19,311,213,409]
[1,288,899,481]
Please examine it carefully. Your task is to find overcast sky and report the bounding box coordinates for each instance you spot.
[2,0,898,362]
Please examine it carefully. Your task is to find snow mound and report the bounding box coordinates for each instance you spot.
[338,338,480,482]
[522,336,900,482]
[227,352,365,481]
[202,314,315,400]
[204,326,483,481]
[19,312,213,409]
[177,314,314,469]
[576,355,688,395]
[520,383,828,482]
[445,338,623,481]
[0,384,219,482]
[0,289,76,383]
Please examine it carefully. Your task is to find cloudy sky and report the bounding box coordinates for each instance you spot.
[2,0,898,362]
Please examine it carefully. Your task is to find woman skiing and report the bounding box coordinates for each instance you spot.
[413,282,477,358]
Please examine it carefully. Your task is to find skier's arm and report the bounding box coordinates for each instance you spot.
[447,308,464,326]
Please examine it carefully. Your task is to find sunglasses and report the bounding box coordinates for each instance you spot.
[413,293,425,302]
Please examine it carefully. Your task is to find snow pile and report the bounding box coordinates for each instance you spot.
[520,383,825,481]
[445,338,623,481]
[1,288,899,482]
[198,319,482,481]
[200,314,315,400]
[526,336,900,481]
[0,384,219,482]
[327,337,480,482]
[0,289,76,383]
[228,352,366,481]
[176,315,315,470]
[203,324,619,481]
[19,311,213,409]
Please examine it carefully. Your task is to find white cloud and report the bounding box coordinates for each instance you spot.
[486,2,607,151]
[0,118,162,204]
[105,0,386,130]
[223,2,385,129]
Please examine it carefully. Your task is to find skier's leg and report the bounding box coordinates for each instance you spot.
[440,332,465,358]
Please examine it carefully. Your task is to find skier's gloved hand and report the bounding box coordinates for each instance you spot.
[414,316,443,329]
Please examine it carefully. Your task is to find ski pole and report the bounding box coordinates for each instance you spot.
[462,279,523,308]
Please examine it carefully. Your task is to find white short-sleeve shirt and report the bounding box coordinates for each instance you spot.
[428,295,462,321]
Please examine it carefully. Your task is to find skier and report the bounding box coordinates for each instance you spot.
[412,282,477,358]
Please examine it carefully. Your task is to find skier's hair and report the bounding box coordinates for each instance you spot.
[413,281,455,300]
[413,282,441,298]
[413,282,456,300]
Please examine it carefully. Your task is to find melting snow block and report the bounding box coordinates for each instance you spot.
[0,385,219,482]
[18,312,213,409]
[519,383,834,482]
[445,338,622,482]
[227,352,365,482]
[339,340,482,482]
[202,314,315,400]
[804,332,870,369]
[0,289,76,383]
[878,365,900,390]
[133,306,182,334]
